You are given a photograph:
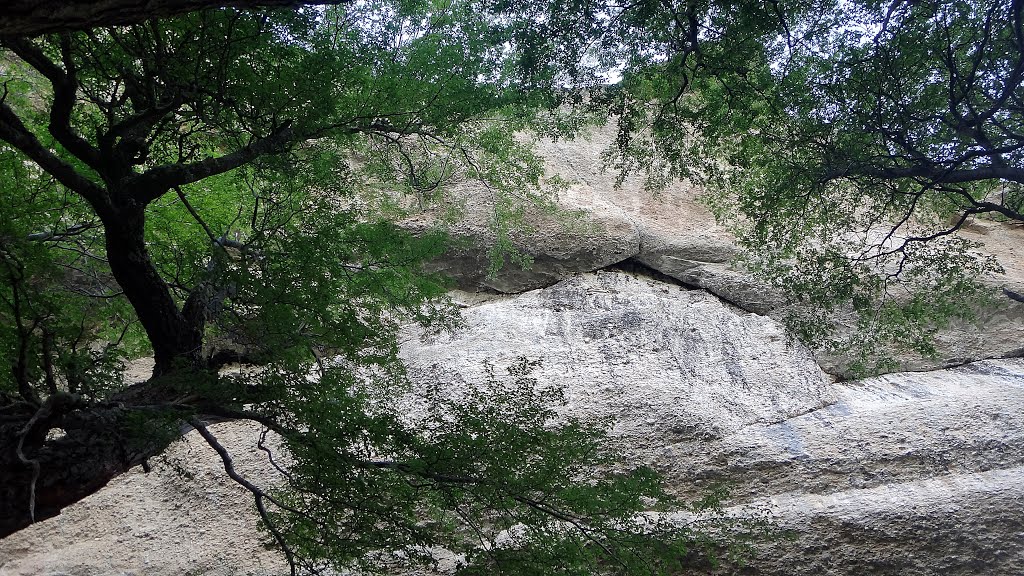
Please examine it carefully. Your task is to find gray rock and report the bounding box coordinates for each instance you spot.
[413,205,639,294]
[0,421,287,576]
[685,360,1024,500]
[414,132,1024,374]
[402,272,834,447]
[2,272,1021,576]
[709,464,1024,576]
[401,273,1024,576]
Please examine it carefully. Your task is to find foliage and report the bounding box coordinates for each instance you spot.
[0,2,773,574]
[230,358,772,575]
[597,0,1022,371]
[5,0,1013,569]
[0,136,136,400]
[0,1,563,386]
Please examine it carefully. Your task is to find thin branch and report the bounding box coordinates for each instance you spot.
[26,221,100,242]
[174,186,219,243]
[14,407,49,523]
[41,330,57,395]
[257,427,297,483]
[189,418,299,576]
[511,494,625,567]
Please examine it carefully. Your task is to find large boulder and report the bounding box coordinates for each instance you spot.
[4,272,1021,576]
[412,274,1024,576]
[416,132,1024,375]
[0,419,286,576]
[406,272,834,452]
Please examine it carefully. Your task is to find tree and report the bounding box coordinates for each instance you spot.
[0,1,347,36]
[597,0,1023,369]
[5,0,1014,570]
[0,4,766,575]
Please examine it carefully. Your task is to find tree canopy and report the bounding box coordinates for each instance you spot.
[0,2,765,573]
[602,0,1023,367]
[0,1,351,35]
[1,0,1020,573]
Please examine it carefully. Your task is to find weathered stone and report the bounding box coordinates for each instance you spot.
[2,272,1022,576]
[413,132,1024,374]
[402,272,835,447]
[411,203,639,294]
[729,464,1024,576]
[0,420,287,576]
[679,359,1024,500]
[407,275,1024,575]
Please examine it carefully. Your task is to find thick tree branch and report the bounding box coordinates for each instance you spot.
[0,1,349,36]
[0,101,109,211]
[836,163,1024,190]
[128,122,294,204]
[0,36,105,174]
[104,97,184,157]
[1003,286,1024,303]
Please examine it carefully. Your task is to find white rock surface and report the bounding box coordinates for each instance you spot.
[678,359,1024,497]
[418,131,1024,374]
[403,272,834,448]
[3,272,1022,576]
[749,466,1024,576]
[403,274,1024,575]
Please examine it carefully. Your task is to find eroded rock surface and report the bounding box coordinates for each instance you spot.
[404,273,1024,576]
[3,272,1022,576]
[418,132,1024,375]
[0,420,286,576]
[404,272,834,451]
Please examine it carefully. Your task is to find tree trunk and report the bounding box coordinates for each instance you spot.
[0,393,175,538]
[0,204,219,537]
[101,206,203,376]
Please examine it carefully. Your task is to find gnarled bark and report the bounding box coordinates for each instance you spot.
[0,391,177,538]
[101,205,204,376]
[0,1,347,36]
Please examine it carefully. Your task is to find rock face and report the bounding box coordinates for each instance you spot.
[0,420,287,576]
[406,273,835,454]
[717,360,1024,576]
[3,272,1022,576]
[410,274,1024,576]
[420,132,1024,375]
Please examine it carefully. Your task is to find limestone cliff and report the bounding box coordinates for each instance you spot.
[3,272,1022,576]
[413,133,1024,376]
